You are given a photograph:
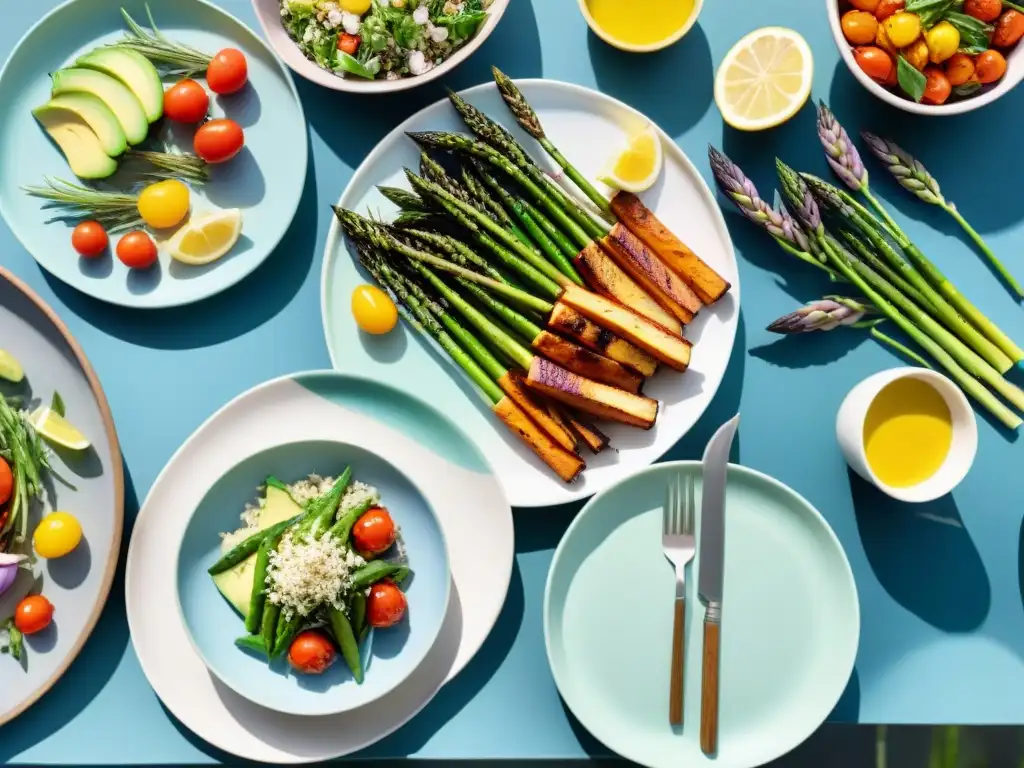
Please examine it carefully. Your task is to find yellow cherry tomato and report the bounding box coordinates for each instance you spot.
[924,21,960,63]
[875,22,899,56]
[902,38,930,70]
[33,512,82,559]
[137,180,191,230]
[352,284,398,335]
[339,0,372,13]
[884,11,922,48]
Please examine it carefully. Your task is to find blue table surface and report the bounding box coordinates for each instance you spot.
[4,0,1024,763]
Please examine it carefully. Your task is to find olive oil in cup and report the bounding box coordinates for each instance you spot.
[579,0,703,52]
[836,368,977,503]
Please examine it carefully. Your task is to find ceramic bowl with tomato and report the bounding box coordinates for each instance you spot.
[828,0,1024,114]
[174,439,450,717]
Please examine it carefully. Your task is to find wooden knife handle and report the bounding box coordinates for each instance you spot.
[700,617,721,755]
[669,597,684,725]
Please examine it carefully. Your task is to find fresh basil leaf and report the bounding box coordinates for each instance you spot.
[944,11,994,54]
[906,0,955,26]
[897,56,928,102]
[952,81,983,98]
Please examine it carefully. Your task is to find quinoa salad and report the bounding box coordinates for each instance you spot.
[279,0,493,81]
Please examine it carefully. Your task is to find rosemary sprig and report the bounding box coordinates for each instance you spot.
[125,150,210,184]
[22,178,142,231]
[115,5,212,76]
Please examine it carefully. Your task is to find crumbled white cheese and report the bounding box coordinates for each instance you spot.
[267,531,365,619]
[302,23,316,43]
[326,8,343,27]
[413,4,429,24]
[427,22,448,42]
[407,49,433,75]
[341,11,362,35]
[386,71,401,81]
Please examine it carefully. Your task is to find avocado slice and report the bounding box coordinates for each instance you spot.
[32,107,118,180]
[212,485,303,618]
[51,68,148,146]
[37,93,127,157]
[76,47,163,123]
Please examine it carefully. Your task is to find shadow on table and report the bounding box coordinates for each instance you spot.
[300,0,541,174]
[42,128,319,351]
[588,23,713,138]
[0,457,137,763]
[828,666,861,723]
[850,469,990,633]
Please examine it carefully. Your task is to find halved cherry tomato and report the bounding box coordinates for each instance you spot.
[207,48,248,94]
[116,231,158,269]
[194,118,245,164]
[163,79,210,123]
[15,595,53,635]
[0,457,12,506]
[287,630,336,674]
[854,46,893,81]
[367,579,407,628]
[352,506,397,556]
[338,34,361,55]
[71,220,108,258]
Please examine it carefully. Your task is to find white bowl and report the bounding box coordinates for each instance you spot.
[251,0,509,93]
[576,0,704,53]
[826,1,1024,116]
[836,367,978,503]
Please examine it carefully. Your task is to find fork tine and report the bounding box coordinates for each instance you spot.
[685,475,695,533]
[673,475,683,534]
[663,479,671,535]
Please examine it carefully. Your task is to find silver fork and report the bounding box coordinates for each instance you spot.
[663,474,697,726]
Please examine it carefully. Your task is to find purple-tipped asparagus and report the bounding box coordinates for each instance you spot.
[817,103,867,193]
[767,296,874,333]
[776,159,822,235]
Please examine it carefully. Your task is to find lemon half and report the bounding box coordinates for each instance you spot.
[597,123,663,194]
[168,209,243,266]
[28,407,90,451]
[714,27,813,132]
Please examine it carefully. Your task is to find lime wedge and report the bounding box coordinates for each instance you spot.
[28,406,90,451]
[0,349,24,383]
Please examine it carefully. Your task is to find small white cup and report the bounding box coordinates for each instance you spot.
[836,368,978,503]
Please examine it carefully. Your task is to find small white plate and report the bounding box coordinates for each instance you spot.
[126,371,513,762]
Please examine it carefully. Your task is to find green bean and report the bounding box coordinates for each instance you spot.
[207,513,304,575]
[297,469,352,540]
[393,565,410,585]
[328,607,363,684]
[350,592,367,637]
[326,498,373,544]
[260,602,280,660]
[351,560,404,591]
[244,537,272,634]
[264,475,289,492]
[235,635,266,655]
[273,614,303,658]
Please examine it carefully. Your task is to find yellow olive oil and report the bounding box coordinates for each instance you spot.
[863,378,953,488]
[585,0,695,47]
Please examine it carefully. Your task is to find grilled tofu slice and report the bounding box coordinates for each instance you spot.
[526,358,659,429]
[532,330,644,394]
[610,191,731,305]
[603,223,703,325]
[547,302,658,377]
[563,410,612,454]
[574,242,683,336]
[559,284,692,371]
[494,395,585,483]
[498,371,579,454]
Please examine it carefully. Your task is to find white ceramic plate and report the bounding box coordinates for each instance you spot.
[126,371,513,762]
[321,80,740,508]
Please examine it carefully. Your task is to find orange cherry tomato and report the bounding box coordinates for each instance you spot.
[193,118,245,164]
[71,220,108,258]
[338,34,361,55]
[0,457,12,506]
[206,48,248,95]
[842,10,880,44]
[854,46,894,81]
[367,580,407,628]
[116,231,158,269]
[975,49,1008,83]
[964,0,1002,22]
[945,53,976,86]
[14,595,53,635]
[351,506,397,556]
[922,67,952,104]
[993,10,1024,47]
[874,0,905,21]
[850,0,881,11]
[287,631,336,674]
[163,79,210,123]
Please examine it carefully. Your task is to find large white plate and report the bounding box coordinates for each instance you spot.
[321,80,739,508]
[126,371,513,762]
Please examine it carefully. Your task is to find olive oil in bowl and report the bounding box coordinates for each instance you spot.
[582,0,699,51]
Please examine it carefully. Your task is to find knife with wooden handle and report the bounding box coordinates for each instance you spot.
[698,414,739,756]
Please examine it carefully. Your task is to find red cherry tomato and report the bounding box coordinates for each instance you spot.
[351,507,397,556]
[338,34,361,55]
[854,46,893,81]
[163,79,210,123]
[71,220,108,258]
[116,231,158,269]
[206,48,248,95]
[287,631,336,674]
[367,580,407,628]
[193,118,245,164]
[0,457,12,506]
[15,595,54,635]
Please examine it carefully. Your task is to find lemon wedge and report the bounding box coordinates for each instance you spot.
[714,27,813,132]
[28,407,90,451]
[0,350,24,383]
[597,123,663,193]
[167,209,243,266]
